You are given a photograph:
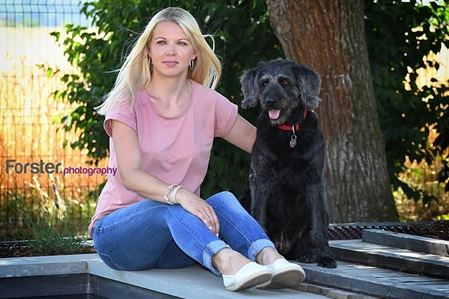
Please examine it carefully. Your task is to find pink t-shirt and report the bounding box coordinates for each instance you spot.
[88,80,238,236]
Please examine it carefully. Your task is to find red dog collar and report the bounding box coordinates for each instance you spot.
[277,110,308,148]
[277,110,308,131]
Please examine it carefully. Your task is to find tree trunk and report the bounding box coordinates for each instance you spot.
[267,0,398,222]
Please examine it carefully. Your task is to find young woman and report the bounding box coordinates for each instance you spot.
[89,7,305,291]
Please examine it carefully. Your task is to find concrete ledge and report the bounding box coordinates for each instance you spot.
[0,254,90,277]
[362,229,449,257]
[4,253,440,298]
[0,254,330,299]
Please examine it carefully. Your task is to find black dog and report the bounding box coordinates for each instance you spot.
[239,59,336,268]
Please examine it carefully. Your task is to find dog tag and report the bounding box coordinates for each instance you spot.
[289,139,297,148]
[289,135,297,148]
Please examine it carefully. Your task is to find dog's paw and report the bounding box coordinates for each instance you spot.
[296,254,317,264]
[317,256,337,268]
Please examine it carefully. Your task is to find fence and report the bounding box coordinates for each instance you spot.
[0,1,106,241]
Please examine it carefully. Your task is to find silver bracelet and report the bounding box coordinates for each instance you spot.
[170,185,183,204]
[164,184,178,205]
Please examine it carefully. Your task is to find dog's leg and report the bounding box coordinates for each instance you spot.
[249,181,268,229]
[309,181,337,268]
[238,188,252,212]
[248,169,270,229]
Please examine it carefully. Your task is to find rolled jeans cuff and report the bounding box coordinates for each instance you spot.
[203,240,230,276]
[248,239,277,261]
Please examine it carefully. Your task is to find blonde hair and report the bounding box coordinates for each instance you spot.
[96,7,222,115]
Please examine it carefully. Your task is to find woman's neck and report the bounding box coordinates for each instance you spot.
[146,76,192,117]
[148,74,190,100]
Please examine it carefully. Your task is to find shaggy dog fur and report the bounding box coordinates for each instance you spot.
[239,58,336,268]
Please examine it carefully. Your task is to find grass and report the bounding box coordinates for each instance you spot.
[17,205,87,255]
[1,173,97,254]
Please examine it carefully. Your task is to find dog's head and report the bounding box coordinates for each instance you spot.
[240,59,321,126]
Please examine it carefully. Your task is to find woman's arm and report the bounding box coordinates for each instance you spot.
[112,120,169,201]
[111,120,219,234]
[222,114,257,153]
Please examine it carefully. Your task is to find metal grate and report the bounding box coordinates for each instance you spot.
[328,221,449,240]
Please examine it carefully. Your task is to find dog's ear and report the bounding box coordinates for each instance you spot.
[294,64,322,110]
[240,68,260,109]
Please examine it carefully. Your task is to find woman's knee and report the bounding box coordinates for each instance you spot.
[206,191,249,219]
[207,191,238,205]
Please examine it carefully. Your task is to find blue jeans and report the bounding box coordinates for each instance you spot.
[92,191,276,275]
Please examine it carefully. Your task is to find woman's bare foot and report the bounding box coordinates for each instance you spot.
[256,247,285,265]
[212,248,251,275]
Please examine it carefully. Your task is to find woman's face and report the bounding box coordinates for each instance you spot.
[148,21,197,79]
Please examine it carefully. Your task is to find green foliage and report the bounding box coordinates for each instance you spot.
[365,0,449,202]
[51,0,283,198]
[52,0,449,203]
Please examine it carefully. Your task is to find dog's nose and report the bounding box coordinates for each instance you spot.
[265,97,277,106]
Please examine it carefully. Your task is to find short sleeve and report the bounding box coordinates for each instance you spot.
[214,94,238,137]
[104,102,137,137]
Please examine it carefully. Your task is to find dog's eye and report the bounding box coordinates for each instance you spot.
[259,81,269,89]
[281,79,289,87]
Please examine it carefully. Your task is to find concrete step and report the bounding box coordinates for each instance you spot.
[330,228,449,280]
[330,239,449,280]
[362,229,449,257]
[300,261,449,299]
[321,227,449,298]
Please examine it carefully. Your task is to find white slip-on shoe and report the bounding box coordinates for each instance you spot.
[222,262,272,291]
[257,259,306,289]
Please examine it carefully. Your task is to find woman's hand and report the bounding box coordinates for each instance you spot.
[176,188,220,236]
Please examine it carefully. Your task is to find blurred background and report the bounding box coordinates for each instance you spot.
[1,0,448,243]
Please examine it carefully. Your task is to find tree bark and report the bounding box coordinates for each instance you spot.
[267,0,398,222]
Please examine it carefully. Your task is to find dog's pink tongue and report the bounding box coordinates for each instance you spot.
[269,109,281,120]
